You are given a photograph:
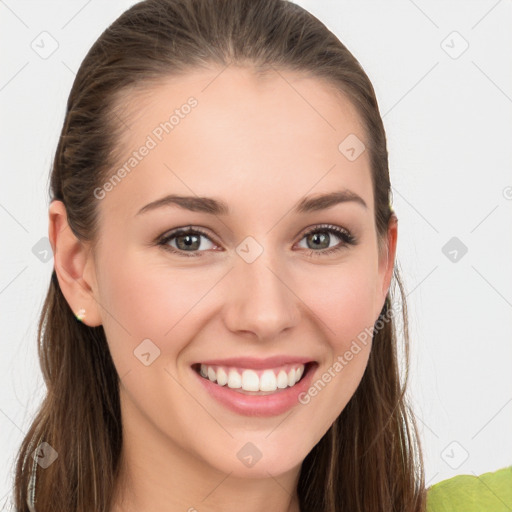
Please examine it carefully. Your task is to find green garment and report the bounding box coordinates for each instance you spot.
[426,465,512,511]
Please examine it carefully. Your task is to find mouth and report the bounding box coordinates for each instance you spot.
[192,361,315,395]
[190,357,319,416]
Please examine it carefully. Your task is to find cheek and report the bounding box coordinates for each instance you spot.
[298,256,379,350]
[293,256,378,410]
[97,246,220,369]
[95,247,209,437]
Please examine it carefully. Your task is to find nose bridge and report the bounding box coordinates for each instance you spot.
[224,236,301,339]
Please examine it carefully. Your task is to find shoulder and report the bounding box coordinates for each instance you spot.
[426,465,512,512]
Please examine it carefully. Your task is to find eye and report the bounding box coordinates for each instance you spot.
[296,224,356,257]
[157,226,218,257]
[156,223,357,258]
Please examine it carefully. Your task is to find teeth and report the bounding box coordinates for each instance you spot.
[227,369,242,389]
[276,370,288,389]
[241,370,260,391]
[216,367,228,386]
[259,370,277,391]
[197,363,306,392]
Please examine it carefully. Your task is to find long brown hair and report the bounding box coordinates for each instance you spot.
[12,0,426,510]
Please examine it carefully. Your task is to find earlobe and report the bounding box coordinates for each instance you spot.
[48,200,103,327]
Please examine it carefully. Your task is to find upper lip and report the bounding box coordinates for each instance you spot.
[195,356,315,369]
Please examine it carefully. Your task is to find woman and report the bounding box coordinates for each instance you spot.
[11,0,511,511]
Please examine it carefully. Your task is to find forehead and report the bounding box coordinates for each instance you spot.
[101,66,372,220]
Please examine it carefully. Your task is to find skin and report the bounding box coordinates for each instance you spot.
[49,66,397,512]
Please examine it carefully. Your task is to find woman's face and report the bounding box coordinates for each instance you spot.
[78,66,396,478]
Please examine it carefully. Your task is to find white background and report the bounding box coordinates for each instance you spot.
[1,0,511,507]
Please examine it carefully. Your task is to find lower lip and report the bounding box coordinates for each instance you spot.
[193,363,317,417]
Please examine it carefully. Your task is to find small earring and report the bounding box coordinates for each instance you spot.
[75,308,86,322]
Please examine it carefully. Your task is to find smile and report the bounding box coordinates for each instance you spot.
[197,363,306,393]
[191,358,318,416]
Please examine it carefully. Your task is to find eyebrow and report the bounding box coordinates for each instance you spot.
[135,189,368,217]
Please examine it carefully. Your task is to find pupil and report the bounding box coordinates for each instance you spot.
[311,233,328,249]
[180,234,198,249]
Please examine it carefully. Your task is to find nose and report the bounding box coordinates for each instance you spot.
[222,246,301,341]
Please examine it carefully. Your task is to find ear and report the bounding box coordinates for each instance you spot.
[375,213,398,317]
[48,200,102,327]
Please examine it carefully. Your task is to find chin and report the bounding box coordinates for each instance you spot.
[196,435,309,480]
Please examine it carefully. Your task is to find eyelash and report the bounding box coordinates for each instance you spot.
[156,224,357,258]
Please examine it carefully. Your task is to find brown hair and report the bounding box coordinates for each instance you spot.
[12,0,426,510]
